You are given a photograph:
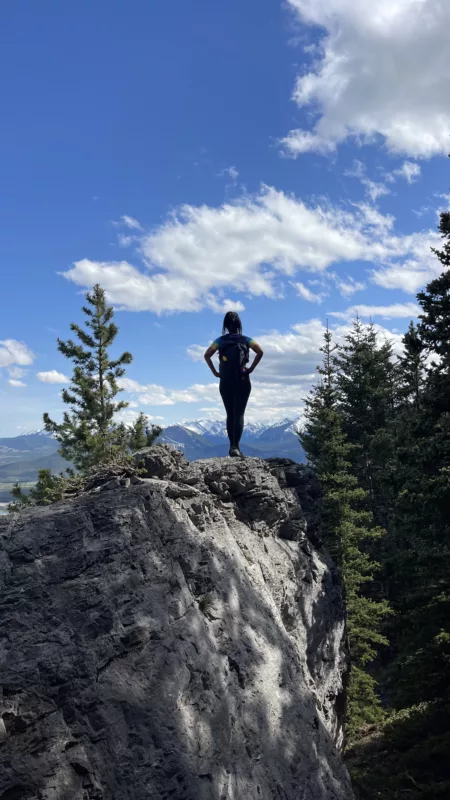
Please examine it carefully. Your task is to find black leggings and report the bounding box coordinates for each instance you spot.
[220,375,251,447]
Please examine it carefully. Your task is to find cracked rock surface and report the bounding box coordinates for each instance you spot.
[0,447,353,800]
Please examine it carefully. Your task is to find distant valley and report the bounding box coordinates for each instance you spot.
[0,419,305,503]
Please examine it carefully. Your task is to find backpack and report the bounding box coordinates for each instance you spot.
[218,336,249,379]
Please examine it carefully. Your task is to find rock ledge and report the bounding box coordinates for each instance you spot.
[0,447,353,800]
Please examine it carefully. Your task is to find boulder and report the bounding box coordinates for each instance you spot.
[0,452,353,800]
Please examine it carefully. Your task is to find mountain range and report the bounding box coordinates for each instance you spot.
[0,419,305,503]
[160,418,304,462]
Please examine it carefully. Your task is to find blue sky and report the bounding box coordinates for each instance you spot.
[1,0,449,436]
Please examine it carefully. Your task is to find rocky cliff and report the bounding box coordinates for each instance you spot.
[0,448,353,800]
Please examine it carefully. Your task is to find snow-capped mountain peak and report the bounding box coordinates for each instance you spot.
[179,417,301,439]
[18,429,55,439]
[159,416,305,463]
[182,419,227,437]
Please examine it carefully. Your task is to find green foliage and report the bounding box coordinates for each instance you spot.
[43,284,133,472]
[380,211,450,713]
[8,468,78,511]
[334,317,397,534]
[347,702,450,799]
[127,412,162,451]
[346,667,385,736]
[11,286,162,508]
[327,205,450,791]
[300,325,390,736]
[397,321,425,409]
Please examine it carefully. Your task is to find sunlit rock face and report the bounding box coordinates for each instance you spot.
[0,448,353,800]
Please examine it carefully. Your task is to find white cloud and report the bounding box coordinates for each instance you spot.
[344,160,390,203]
[364,180,390,203]
[0,340,35,368]
[372,263,438,293]
[188,317,405,385]
[8,366,26,379]
[293,281,326,303]
[371,230,441,291]
[8,379,26,388]
[119,318,406,421]
[121,215,143,231]
[118,234,137,248]
[122,375,309,423]
[331,274,366,297]
[61,186,439,313]
[258,318,405,379]
[117,377,147,393]
[205,296,246,314]
[118,378,220,407]
[283,0,450,158]
[115,408,164,426]
[329,302,420,320]
[218,166,239,183]
[395,161,422,183]
[37,370,70,384]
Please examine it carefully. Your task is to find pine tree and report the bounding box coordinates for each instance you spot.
[382,323,425,611]
[390,211,450,707]
[8,469,74,510]
[334,318,397,548]
[397,321,425,410]
[43,285,133,471]
[418,211,450,417]
[127,412,162,451]
[301,327,390,736]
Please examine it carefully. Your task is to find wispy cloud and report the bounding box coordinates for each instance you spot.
[120,215,143,231]
[331,274,366,298]
[8,379,26,388]
[0,340,34,369]
[329,302,420,321]
[344,160,390,203]
[218,166,239,184]
[8,366,26,379]
[61,186,438,314]
[37,370,70,384]
[394,161,422,184]
[293,281,326,303]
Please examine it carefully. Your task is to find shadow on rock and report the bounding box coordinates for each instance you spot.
[0,448,353,800]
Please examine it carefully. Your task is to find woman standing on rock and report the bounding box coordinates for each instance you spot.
[204,311,263,458]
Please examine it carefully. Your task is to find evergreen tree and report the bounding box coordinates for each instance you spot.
[301,327,390,736]
[382,323,425,611]
[43,285,133,471]
[8,468,75,510]
[127,412,162,451]
[396,321,425,410]
[334,318,397,553]
[390,211,450,707]
[418,211,450,416]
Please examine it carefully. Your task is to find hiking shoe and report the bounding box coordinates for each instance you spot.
[229,446,241,457]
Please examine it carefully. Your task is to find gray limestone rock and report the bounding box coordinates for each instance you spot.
[134,443,189,480]
[0,451,353,800]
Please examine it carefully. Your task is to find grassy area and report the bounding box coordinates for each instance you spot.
[346,701,450,800]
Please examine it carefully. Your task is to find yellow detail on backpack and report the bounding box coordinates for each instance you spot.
[222,355,228,361]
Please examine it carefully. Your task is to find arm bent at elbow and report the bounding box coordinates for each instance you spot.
[204,345,220,378]
[247,341,264,374]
